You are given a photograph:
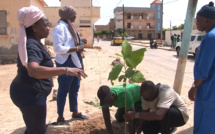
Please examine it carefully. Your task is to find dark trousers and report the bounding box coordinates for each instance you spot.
[10,83,47,134]
[141,106,185,134]
[55,57,80,116]
[115,100,142,122]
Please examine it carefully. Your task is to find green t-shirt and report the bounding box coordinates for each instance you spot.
[102,84,141,110]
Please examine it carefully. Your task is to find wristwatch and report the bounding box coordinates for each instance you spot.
[192,82,199,88]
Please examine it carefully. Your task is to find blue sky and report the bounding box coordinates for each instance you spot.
[44,0,213,28]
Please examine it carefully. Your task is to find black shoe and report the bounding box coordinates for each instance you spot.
[56,117,65,125]
[72,113,89,120]
[169,127,177,134]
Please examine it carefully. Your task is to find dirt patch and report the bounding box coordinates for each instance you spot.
[47,113,128,134]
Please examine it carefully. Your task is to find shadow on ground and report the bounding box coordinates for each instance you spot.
[176,127,193,134]
[172,55,195,62]
[10,127,25,134]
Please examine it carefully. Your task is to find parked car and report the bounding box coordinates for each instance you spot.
[111,37,123,46]
[125,35,135,40]
[176,34,205,57]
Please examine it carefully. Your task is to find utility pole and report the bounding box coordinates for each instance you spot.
[173,0,198,94]
[170,21,172,36]
[123,4,125,40]
[160,0,163,45]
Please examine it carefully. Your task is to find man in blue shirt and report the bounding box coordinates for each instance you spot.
[188,2,215,134]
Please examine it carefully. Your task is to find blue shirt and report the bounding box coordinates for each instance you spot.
[193,28,215,134]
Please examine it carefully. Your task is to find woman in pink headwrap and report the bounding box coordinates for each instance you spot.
[10,6,87,134]
[52,6,88,124]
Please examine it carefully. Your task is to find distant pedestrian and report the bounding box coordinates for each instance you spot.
[188,2,215,134]
[97,35,100,43]
[170,34,174,48]
[173,34,177,49]
[177,35,181,42]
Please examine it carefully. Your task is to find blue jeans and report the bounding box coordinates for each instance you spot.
[55,57,80,116]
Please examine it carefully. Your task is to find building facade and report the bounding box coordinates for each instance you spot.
[45,0,100,48]
[114,0,162,40]
[0,0,100,64]
[0,0,47,64]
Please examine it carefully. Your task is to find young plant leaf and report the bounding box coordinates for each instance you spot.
[125,48,146,68]
[121,40,132,58]
[108,64,123,81]
[125,67,134,78]
[130,70,145,83]
[115,53,123,57]
[119,75,126,82]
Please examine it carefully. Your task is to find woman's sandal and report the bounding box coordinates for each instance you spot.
[72,113,89,120]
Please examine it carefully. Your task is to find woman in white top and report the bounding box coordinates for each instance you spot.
[52,6,88,124]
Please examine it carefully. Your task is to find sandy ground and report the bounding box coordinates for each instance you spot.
[0,40,194,134]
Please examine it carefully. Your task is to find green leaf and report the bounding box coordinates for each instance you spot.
[121,40,132,58]
[115,53,123,57]
[108,64,123,81]
[119,75,126,82]
[125,67,134,78]
[130,71,145,83]
[125,48,146,68]
[111,80,114,86]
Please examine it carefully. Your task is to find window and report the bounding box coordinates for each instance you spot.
[158,12,160,19]
[197,35,204,41]
[140,13,144,19]
[127,13,131,19]
[127,23,131,28]
[80,20,91,24]
[0,10,7,35]
[191,36,195,41]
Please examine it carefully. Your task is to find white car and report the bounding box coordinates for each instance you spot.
[125,35,134,40]
[176,34,205,57]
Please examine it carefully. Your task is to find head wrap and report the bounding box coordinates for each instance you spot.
[17,6,45,67]
[197,2,215,19]
[59,6,79,46]
[59,6,77,20]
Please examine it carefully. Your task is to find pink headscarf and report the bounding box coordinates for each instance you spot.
[17,6,45,67]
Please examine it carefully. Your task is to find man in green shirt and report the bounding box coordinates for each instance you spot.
[97,84,142,134]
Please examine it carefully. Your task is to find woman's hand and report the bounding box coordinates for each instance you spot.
[67,68,87,80]
[77,45,84,52]
[81,38,87,44]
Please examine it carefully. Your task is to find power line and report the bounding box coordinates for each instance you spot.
[164,0,179,4]
[116,0,123,7]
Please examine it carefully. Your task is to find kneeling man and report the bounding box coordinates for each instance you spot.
[125,81,189,134]
[97,84,142,134]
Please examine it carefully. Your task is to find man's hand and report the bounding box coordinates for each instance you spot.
[124,111,135,120]
[188,87,197,101]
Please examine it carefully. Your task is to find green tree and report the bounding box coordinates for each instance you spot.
[108,40,146,133]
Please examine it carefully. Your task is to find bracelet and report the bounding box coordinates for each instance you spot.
[76,46,79,51]
[66,67,68,75]
[135,112,139,118]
